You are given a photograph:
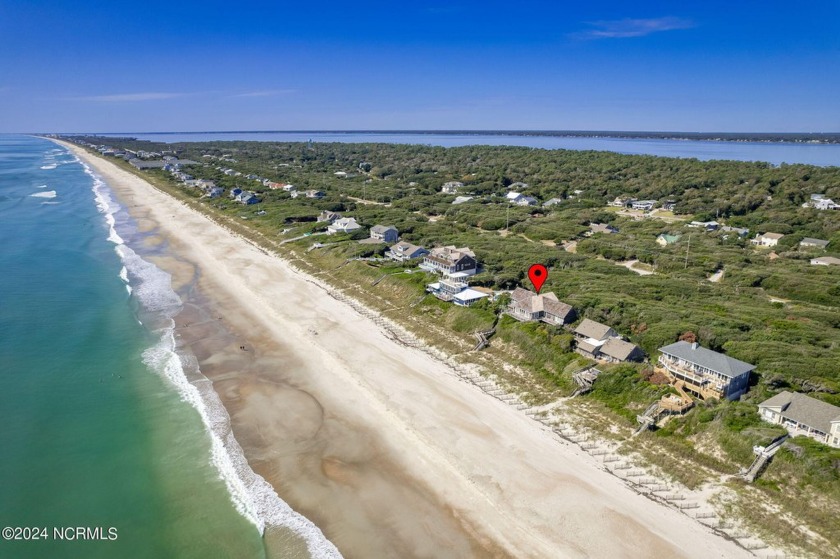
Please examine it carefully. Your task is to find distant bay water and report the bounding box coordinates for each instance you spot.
[98,131,840,167]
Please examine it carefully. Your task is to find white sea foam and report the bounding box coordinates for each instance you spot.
[80,155,342,558]
[30,190,57,198]
[40,163,57,170]
[35,184,48,188]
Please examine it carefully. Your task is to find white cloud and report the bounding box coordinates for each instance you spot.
[573,17,695,39]
[71,92,187,102]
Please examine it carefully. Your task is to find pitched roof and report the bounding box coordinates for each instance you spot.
[812,256,840,265]
[800,238,829,247]
[542,297,574,319]
[761,232,785,240]
[575,319,613,340]
[371,224,397,234]
[759,391,840,433]
[600,338,641,361]
[510,288,574,318]
[428,246,475,263]
[658,341,755,378]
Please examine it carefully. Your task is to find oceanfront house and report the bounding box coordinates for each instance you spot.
[573,319,643,363]
[751,232,784,247]
[662,200,677,211]
[657,341,754,400]
[507,287,576,326]
[420,246,478,276]
[631,200,657,211]
[370,225,399,243]
[206,186,224,198]
[317,210,341,223]
[811,256,840,266]
[327,217,362,235]
[589,223,618,235]
[235,191,260,205]
[573,319,612,353]
[267,182,289,190]
[426,277,490,307]
[543,198,563,208]
[129,159,168,170]
[799,238,830,250]
[508,181,529,190]
[688,220,720,231]
[452,196,474,205]
[441,181,464,194]
[230,188,243,199]
[599,338,645,364]
[758,391,840,448]
[656,233,681,246]
[387,241,429,262]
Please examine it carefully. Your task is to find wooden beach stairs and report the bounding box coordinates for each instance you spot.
[739,435,788,483]
[634,382,694,436]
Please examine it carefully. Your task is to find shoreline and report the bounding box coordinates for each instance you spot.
[59,139,759,558]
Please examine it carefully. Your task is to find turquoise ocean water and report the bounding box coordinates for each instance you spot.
[0,135,310,558]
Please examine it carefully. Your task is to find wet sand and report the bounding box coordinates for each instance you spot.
[63,142,754,559]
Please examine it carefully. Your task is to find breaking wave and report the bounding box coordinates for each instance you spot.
[81,156,342,558]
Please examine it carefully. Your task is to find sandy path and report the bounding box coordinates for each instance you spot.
[64,142,753,559]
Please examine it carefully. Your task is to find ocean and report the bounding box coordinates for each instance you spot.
[0,136,336,558]
[98,131,840,167]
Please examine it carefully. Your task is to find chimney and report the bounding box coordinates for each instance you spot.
[691,342,698,350]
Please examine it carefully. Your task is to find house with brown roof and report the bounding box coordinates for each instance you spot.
[573,319,643,363]
[759,391,840,448]
[507,287,576,326]
[600,338,644,363]
[420,246,477,276]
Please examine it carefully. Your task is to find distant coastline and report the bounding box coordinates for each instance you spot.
[59,130,840,145]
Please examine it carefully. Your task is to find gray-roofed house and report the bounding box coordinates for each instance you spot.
[317,210,341,223]
[327,217,362,235]
[589,223,618,235]
[507,287,576,326]
[811,256,840,266]
[600,338,644,364]
[387,241,428,262]
[574,319,618,359]
[758,391,840,448]
[799,238,830,250]
[370,225,399,243]
[658,341,754,400]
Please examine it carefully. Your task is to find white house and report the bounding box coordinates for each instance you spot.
[811,256,840,266]
[327,217,362,235]
[441,181,464,194]
[751,232,784,247]
[758,391,840,448]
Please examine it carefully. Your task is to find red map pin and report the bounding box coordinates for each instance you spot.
[528,264,548,294]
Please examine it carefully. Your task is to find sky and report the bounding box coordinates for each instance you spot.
[1,1,839,133]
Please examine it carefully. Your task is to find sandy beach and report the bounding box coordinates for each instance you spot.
[63,141,755,559]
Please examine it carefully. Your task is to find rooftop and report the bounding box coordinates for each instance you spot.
[659,341,755,378]
[760,391,840,434]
